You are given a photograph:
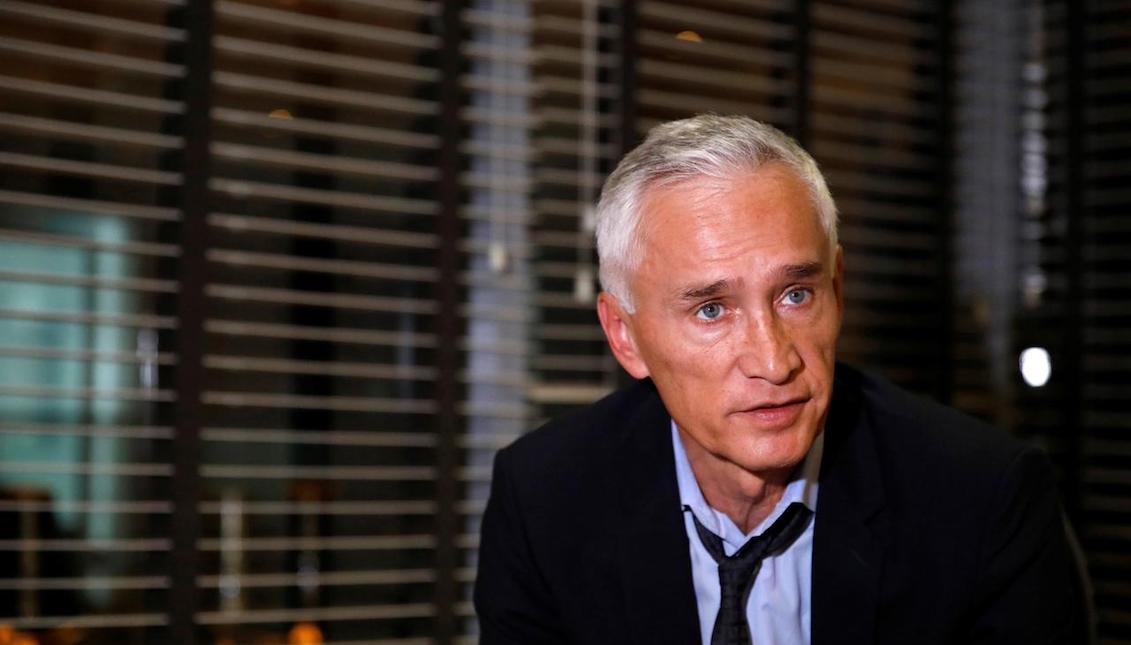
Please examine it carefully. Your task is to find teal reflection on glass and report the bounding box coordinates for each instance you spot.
[0,207,139,603]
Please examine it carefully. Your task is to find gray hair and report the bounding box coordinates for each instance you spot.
[595,114,838,312]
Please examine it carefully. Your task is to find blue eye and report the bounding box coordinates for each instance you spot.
[785,288,810,305]
[696,302,724,320]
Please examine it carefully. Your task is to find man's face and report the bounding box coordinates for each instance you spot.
[598,163,843,475]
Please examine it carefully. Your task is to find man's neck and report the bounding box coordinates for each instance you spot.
[678,430,793,534]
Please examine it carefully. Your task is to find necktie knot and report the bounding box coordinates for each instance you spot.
[687,501,813,645]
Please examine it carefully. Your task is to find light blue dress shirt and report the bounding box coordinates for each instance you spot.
[671,421,823,645]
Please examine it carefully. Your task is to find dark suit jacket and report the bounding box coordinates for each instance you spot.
[474,364,1082,644]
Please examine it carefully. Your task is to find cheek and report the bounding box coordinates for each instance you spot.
[795,311,839,352]
[646,342,731,404]
[639,317,740,380]
[644,322,712,368]
[671,338,735,379]
[656,348,707,381]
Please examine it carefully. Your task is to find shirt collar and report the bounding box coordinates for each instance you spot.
[672,419,823,550]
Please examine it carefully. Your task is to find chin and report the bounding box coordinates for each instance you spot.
[734,434,814,474]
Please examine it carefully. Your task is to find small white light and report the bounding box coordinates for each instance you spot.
[573,266,595,304]
[581,204,597,233]
[488,241,509,274]
[1019,347,1051,387]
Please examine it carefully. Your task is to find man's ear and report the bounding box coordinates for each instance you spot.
[596,292,650,379]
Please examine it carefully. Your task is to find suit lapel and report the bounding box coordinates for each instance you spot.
[812,370,887,645]
[614,381,701,645]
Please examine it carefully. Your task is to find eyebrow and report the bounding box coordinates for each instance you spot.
[781,262,824,280]
[677,279,730,302]
[673,262,825,303]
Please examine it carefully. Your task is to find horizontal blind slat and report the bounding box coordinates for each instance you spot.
[0,37,183,77]
[0,75,183,113]
[0,1,185,42]
[216,0,438,48]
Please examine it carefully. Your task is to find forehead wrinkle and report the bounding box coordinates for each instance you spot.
[637,174,734,246]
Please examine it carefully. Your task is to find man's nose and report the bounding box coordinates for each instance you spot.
[735,314,801,384]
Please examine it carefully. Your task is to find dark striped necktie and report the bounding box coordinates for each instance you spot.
[688,501,814,645]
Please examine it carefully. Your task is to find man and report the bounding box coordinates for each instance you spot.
[474,115,1084,644]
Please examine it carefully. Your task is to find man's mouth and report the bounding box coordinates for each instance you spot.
[738,396,809,412]
[733,398,809,427]
[750,398,808,411]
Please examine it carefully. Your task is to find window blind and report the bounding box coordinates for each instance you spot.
[1049,0,1131,639]
[527,0,624,422]
[635,1,796,133]
[460,1,535,641]
[809,0,949,395]
[1079,0,1131,632]
[949,0,1023,425]
[0,0,182,641]
[201,0,449,642]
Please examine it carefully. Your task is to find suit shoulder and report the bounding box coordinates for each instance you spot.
[840,364,1033,471]
[833,364,1058,542]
